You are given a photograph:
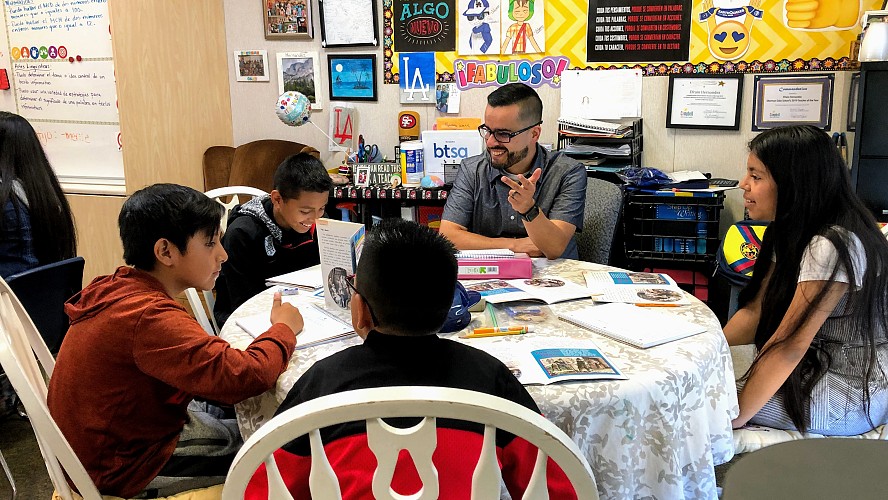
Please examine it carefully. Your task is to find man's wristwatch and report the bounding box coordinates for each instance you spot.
[520,205,541,222]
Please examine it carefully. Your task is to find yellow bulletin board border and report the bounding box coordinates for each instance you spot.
[382,0,866,84]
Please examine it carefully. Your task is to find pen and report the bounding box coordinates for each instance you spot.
[635,303,680,308]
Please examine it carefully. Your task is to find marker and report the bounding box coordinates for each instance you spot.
[635,303,680,307]
[279,287,300,296]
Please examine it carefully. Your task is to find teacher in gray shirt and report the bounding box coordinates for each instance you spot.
[440,83,586,260]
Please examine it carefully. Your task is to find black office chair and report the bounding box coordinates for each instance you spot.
[4,256,85,355]
[576,178,623,265]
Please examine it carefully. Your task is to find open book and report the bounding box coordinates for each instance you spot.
[265,264,323,291]
[558,303,705,348]
[235,297,355,350]
[463,278,591,305]
[468,338,625,385]
[316,218,365,312]
[583,271,691,305]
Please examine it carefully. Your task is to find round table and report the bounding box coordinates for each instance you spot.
[220,259,739,500]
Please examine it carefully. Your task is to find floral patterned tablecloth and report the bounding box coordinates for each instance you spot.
[220,259,739,500]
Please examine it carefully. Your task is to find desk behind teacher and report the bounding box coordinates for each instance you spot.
[220,258,738,499]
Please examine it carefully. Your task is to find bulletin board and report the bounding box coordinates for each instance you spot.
[3,0,123,191]
[384,0,880,86]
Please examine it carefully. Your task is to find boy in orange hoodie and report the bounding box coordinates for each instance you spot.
[47,183,303,497]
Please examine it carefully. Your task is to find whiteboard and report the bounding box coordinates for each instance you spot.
[3,0,123,192]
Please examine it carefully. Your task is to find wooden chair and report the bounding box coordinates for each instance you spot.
[203,139,319,193]
[0,278,221,500]
[185,186,267,335]
[222,386,598,500]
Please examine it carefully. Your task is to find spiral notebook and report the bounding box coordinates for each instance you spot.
[558,303,705,348]
[557,117,633,134]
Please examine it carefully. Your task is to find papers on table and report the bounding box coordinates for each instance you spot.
[265,264,323,291]
[583,271,691,305]
[235,296,355,350]
[463,278,591,305]
[558,303,704,348]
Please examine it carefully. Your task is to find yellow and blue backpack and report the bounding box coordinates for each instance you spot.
[716,220,769,286]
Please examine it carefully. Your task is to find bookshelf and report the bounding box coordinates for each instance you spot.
[556,119,643,176]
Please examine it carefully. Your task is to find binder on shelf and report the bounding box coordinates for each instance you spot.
[557,116,634,135]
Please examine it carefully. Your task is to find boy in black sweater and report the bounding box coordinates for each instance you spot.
[213,153,331,327]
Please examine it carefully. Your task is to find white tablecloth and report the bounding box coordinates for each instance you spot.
[220,259,739,499]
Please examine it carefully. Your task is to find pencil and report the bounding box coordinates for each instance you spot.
[635,303,680,307]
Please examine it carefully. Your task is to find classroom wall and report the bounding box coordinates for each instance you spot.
[222,1,856,233]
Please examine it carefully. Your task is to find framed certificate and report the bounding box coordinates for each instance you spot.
[752,74,834,131]
[666,74,743,130]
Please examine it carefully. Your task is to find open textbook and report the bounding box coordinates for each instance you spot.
[583,271,691,305]
[468,338,625,385]
[235,295,355,350]
[463,277,591,305]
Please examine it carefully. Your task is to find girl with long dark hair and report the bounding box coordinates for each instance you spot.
[0,112,76,277]
[724,125,888,435]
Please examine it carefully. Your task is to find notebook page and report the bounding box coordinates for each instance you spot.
[558,303,704,348]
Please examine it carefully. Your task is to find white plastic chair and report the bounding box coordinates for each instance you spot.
[0,277,101,500]
[187,186,267,335]
[222,386,599,500]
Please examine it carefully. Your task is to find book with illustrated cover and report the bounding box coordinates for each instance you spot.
[583,271,691,305]
[463,278,591,305]
[467,338,625,385]
[558,303,705,348]
[316,218,365,312]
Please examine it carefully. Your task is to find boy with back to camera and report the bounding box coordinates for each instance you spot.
[245,218,577,498]
[214,152,332,327]
[47,183,304,498]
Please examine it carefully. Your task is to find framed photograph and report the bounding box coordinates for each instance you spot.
[354,165,371,187]
[233,50,270,82]
[318,0,378,47]
[277,51,322,109]
[264,0,313,38]
[847,72,860,131]
[752,74,834,131]
[666,74,743,130]
[328,54,377,102]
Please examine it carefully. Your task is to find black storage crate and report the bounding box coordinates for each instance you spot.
[623,193,725,264]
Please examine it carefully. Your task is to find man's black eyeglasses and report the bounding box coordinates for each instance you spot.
[477,121,542,143]
[345,274,378,326]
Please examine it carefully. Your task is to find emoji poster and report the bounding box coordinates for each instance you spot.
[383,0,879,85]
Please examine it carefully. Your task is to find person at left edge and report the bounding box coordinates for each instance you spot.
[213,152,332,328]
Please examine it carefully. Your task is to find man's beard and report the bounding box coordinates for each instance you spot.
[488,145,529,171]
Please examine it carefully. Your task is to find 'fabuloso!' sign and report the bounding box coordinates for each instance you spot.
[453,56,569,90]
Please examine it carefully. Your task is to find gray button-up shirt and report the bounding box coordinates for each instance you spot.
[442,144,587,259]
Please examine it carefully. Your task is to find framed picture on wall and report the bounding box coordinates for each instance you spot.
[847,72,860,131]
[233,50,270,82]
[328,54,377,101]
[264,0,313,39]
[277,51,322,109]
[665,74,743,130]
[752,74,834,131]
[318,0,378,47]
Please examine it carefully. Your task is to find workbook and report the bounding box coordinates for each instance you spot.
[583,271,691,305]
[235,297,355,350]
[467,337,625,385]
[463,277,591,305]
[558,303,705,348]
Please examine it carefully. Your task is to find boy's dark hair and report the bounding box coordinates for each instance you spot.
[119,183,223,270]
[487,82,543,125]
[274,153,333,200]
[356,219,457,335]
